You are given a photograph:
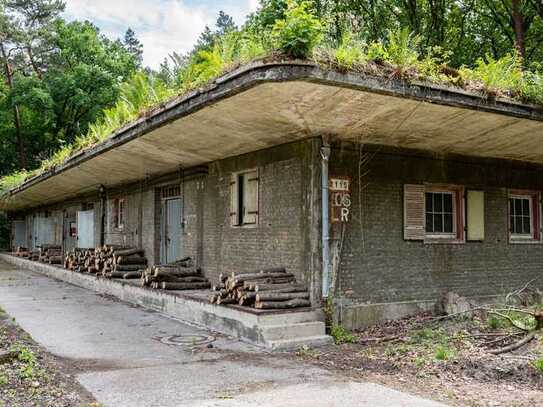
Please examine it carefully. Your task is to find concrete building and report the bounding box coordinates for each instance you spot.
[3,61,543,330]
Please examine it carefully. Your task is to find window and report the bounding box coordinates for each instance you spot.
[509,190,540,241]
[230,169,259,226]
[112,198,126,229]
[404,184,464,242]
[509,196,531,235]
[425,192,454,235]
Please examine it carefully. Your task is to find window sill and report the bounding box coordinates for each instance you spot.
[509,238,541,245]
[424,237,465,245]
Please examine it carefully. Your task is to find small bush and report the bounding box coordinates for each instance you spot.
[532,357,543,375]
[330,32,366,70]
[435,344,454,361]
[385,27,420,69]
[272,0,325,59]
[331,324,357,344]
[462,53,523,95]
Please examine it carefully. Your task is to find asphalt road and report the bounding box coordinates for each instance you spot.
[0,260,445,407]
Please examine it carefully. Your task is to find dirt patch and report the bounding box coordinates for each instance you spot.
[0,307,97,407]
[292,313,543,406]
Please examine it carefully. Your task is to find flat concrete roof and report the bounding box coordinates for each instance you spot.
[3,60,543,211]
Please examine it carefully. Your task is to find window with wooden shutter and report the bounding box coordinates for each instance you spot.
[404,184,425,240]
[230,169,259,227]
[243,170,259,225]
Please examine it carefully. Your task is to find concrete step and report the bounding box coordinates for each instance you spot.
[257,309,325,326]
[266,335,333,351]
[261,321,326,342]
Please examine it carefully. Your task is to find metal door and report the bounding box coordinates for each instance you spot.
[162,198,182,263]
[12,221,26,250]
[77,210,95,248]
[63,212,77,252]
[33,217,55,249]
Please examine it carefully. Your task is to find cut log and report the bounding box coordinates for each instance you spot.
[160,281,211,290]
[114,264,145,272]
[114,248,144,257]
[153,268,200,278]
[115,256,148,265]
[255,298,311,309]
[254,283,307,292]
[256,292,310,302]
[123,271,142,279]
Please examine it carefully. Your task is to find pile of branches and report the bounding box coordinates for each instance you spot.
[64,248,95,273]
[140,257,211,290]
[15,247,29,258]
[436,286,543,356]
[210,267,311,309]
[38,245,62,264]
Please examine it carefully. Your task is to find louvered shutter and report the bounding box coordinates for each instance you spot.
[404,184,425,240]
[230,175,238,226]
[243,170,259,225]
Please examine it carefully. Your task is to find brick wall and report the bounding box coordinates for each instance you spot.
[200,141,309,284]
[330,144,543,310]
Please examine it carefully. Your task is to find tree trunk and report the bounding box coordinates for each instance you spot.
[511,0,525,60]
[0,43,27,169]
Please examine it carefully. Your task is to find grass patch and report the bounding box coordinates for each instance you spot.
[331,324,357,344]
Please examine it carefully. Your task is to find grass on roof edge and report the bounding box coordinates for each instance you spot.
[2,18,543,198]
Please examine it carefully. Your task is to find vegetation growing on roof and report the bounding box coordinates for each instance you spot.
[1,0,543,196]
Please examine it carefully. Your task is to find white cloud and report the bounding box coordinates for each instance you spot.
[63,0,257,69]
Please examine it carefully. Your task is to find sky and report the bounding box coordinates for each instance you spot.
[63,0,259,69]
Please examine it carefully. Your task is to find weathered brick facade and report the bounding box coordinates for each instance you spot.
[13,137,543,330]
[330,143,543,328]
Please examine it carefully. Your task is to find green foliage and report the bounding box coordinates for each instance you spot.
[435,344,455,361]
[488,315,508,330]
[327,31,366,70]
[385,27,420,69]
[331,324,357,344]
[0,374,7,386]
[461,53,523,95]
[272,0,325,58]
[532,356,543,375]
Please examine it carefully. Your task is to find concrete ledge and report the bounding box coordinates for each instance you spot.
[1,254,331,350]
[338,300,437,330]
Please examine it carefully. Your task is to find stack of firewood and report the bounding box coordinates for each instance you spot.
[141,258,211,290]
[64,248,94,272]
[29,250,39,261]
[89,246,147,278]
[210,267,311,309]
[15,247,29,258]
[38,245,62,264]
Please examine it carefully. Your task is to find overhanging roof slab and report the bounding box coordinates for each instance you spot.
[4,62,543,211]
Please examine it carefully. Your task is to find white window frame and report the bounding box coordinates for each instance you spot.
[112,198,126,230]
[424,185,465,243]
[425,190,457,239]
[508,190,540,243]
[230,169,259,228]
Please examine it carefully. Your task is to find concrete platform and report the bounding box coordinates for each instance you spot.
[0,254,331,349]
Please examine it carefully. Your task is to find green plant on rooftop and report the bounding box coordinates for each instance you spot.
[271,0,325,59]
[2,2,543,196]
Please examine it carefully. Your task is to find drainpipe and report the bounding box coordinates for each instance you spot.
[99,184,106,247]
[321,139,331,298]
